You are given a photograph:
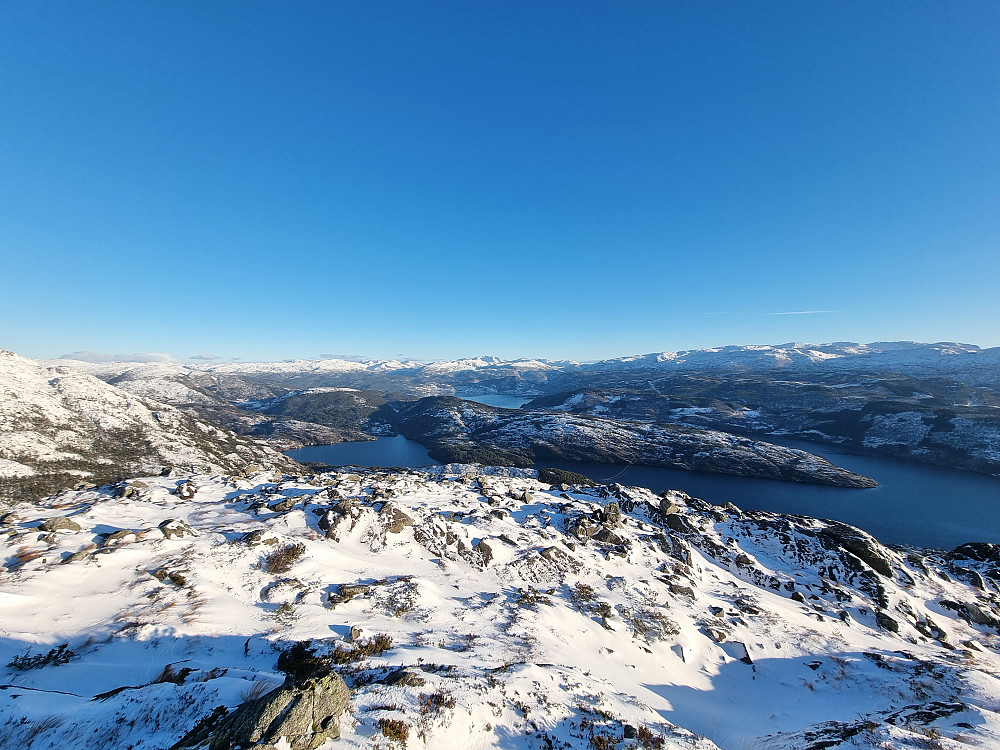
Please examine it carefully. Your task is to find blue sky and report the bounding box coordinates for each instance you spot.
[1,1,997,362]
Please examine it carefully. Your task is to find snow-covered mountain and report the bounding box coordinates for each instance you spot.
[588,342,1000,385]
[0,349,298,500]
[54,341,1000,398]
[0,467,998,749]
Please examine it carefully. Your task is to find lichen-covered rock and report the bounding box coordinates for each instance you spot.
[567,517,597,542]
[60,549,90,564]
[268,496,299,513]
[658,497,679,516]
[159,518,196,539]
[379,502,414,534]
[240,463,265,478]
[40,516,81,533]
[103,529,136,546]
[171,670,350,750]
[114,480,148,499]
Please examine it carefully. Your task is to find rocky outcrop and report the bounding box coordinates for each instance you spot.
[172,670,350,750]
[39,516,82,532]
[818,522,895,577]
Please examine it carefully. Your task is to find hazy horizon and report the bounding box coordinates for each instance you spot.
[23,337,993,367]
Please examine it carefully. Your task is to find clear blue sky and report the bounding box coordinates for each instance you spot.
[2,1,997,362]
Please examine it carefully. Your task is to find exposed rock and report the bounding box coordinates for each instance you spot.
[174,482,197,500]
[241,529,278,546]
[159,519,196,540]
[665,513,695,534]
[240,463,265,477]
[171,670,350,750]
[819,522,894,577]
[599,502,622,528]
[268,496,300,513]
[475,539,494,566]
[592,526,625,546]
[962,601,1000,630]
[658,497,679,516]
[540,546,566,563]
[704,626,729,643]
[669,584,695,599]
[327,584,370,608]
[876,611,900,633]
[379,503,415,534]
[40,516,82,533]
[114,481,148,499]
[380,668,426,687]
[947,542,1000,563]
[60,549,90,564]
[102,529,136,546]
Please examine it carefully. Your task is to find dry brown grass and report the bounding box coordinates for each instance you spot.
[7,545,44,570]
[261,542,307,574]
[378,717,409,746]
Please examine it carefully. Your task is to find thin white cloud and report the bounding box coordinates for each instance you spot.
[767,310,842,316]
[59,351,179,363]
[190,353,225,361]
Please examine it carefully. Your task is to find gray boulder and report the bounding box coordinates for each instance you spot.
[599,502,622,528]
[172,671,350,750]
[268,497,300,513]
[40,516,82,533]
[592,526,625,546]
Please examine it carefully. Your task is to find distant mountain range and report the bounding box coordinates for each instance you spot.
[55,340,1000,393]
[42,341,1000,476]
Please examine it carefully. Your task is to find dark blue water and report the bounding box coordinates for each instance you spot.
[287,435,1000,549]
[287,435,439,468]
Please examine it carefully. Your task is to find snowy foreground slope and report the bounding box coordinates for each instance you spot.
[1,468,999,750]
